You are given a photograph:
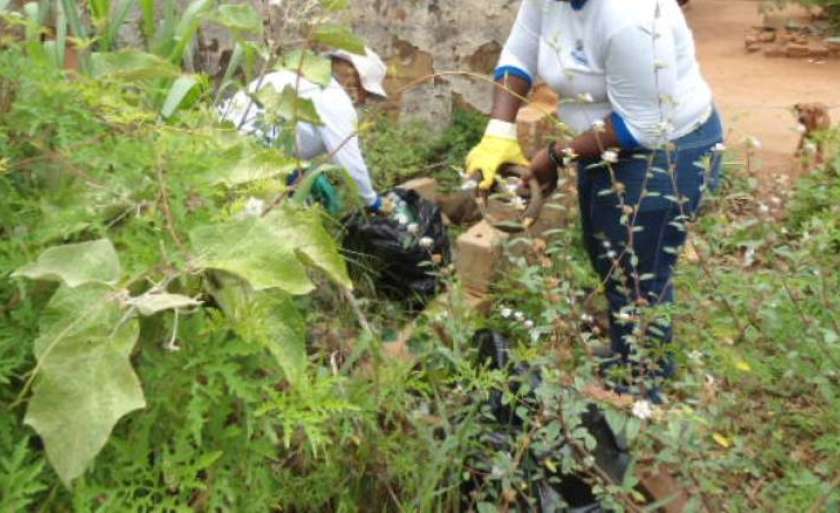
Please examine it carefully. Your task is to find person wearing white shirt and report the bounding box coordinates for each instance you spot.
[466,0,724,400]
[222,47,388,212]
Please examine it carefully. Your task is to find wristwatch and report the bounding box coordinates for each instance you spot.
[548,141,576,169]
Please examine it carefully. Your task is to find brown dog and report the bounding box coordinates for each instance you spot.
[794,102,831,165]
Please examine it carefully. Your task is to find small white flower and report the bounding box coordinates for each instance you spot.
[606,250,617,259]
[580,313,594,323]
[524,319,534,329]
[601,149,619,164]
[688,350,704,363]
[796,123,807,134]
[500,307,513,319]
[712,142,727,152]
[615,311,632,322]
[514,311,525,322]
[406,223,419,235]
[577,92,595,103]
[632,400,653,420]
[243,197,265,218]
[418,236,434,249]
[746,136,762,150]
[602,240,611,248]
[461,179,478,192]
[591,119,606,133]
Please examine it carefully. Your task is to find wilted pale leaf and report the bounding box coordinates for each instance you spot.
[279,50,333,87]
[91,50,180,81]
[190,205,350,293]
[712,433,732,449]
[13,239,122,287]
[25,284,144,487]
[735,361,752,372]
[127,292,202,316]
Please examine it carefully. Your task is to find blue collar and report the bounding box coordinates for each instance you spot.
[571,0,587,10]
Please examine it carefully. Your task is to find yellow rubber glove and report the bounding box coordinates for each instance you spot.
[465,120,529,190]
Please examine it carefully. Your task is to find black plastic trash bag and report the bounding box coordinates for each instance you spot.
[343,188,450,305]
[465,329,630,513]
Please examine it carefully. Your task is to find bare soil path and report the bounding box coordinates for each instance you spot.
[685,0,840,182]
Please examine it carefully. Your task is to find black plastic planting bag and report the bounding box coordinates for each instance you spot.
[467,330,630,513]
[343,188,450,304]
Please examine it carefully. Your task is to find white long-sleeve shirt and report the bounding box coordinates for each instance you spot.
[496,0,713,149]
[221,70,378,206]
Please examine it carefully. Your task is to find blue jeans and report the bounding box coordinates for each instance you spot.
[578,110,723,384]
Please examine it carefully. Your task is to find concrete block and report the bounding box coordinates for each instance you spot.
[516,83,561,158]
[455,220,508,294]
[398,177,439,203]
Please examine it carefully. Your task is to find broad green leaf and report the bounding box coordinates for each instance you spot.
[191,215,313,293]
[161,74,199,119]
[190,204,351,292]
[257,84,323,126]
[213,3,262,35]
[279,49,332,87]
[103,0,138,52]
[91,50,180,80]
[139,0,155,40]
[311,24,365,54]
[126,292,202,316]
[207,273,306,387]
[265,206,352,290]
[13,239,122,287]
[170,0,214,63]
[25,283,144,487]
[209,147,296,186]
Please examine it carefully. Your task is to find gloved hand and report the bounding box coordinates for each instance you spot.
[465,120,529,191]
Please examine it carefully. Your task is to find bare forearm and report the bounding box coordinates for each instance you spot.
[489,75,531,123]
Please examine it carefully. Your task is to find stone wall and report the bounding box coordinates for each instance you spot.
[117,0,522,127]
[345,0,521,128]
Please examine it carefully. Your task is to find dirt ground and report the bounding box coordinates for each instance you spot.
[685,0,840,182]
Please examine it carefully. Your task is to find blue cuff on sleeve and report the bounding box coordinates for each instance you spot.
[610,112,641,150]
[368,195,382,212]
[494,66,533,88]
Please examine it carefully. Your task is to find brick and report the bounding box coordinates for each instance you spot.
[785,41,811,57]
[455,220,508,294]
[758,30,777,43]
[639,469,690,513]
[764,45,786,58]
[808,44,831,59]
[398,177,438,203]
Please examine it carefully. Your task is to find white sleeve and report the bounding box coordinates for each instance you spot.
[605,18,678,149]
[496,0,542,84]
[312,87,378,206]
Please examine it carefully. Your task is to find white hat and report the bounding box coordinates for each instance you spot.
[329,47,388,98]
